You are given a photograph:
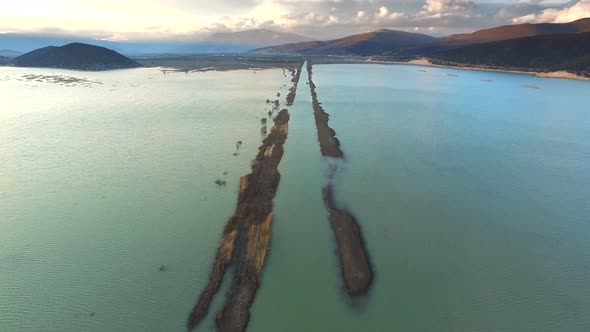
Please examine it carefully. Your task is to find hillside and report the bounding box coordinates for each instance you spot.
[252,29,438,56]
[442,18,590,46]
[429,32,590,77]
[13,43,142,70]
[254,19,590,57]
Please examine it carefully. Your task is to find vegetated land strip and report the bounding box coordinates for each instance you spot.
[187,62,303,332]
[307,60,374,296]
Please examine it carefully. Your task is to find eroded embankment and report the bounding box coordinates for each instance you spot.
[187,64,302,332]
[307,60,374,296]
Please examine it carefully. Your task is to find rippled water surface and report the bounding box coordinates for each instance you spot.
[0,66,290,331]
[2,64,590,332]
[252,64,590,332]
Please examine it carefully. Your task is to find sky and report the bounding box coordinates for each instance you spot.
[1,0,589,40]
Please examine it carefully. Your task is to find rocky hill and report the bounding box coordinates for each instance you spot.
[253,29,438,56]
[13,43,141,71]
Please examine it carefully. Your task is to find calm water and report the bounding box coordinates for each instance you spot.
[0,66,290,331]
[2,64,590,331]
[253,64,590,332]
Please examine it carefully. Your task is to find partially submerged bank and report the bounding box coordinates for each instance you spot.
[323,185,373,295]
[286,63,304,106]
[188,110,289,331]
[187,66,301,332]
[306,60,374,296]
[407,58,590,81]
[307,61,343,158]
[134,54,306,74]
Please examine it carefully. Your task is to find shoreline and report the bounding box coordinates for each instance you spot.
[187,62,303,332]
[402,58,590,81]
[158,65,287,74]
[7,59,585,82]
[157,60,590,81]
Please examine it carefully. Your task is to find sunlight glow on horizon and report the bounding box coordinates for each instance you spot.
[0,0,290,38]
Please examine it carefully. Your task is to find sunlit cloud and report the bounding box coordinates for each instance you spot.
[0,0,588,40]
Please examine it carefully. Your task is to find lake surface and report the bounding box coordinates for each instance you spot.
[0,67,291,331]
[2,64,590,331]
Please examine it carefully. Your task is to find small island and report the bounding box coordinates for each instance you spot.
[12,43,141,71]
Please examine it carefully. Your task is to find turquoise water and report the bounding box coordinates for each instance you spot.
[0,67,290,331]
[2,64,590,331]
[253,64,590,332]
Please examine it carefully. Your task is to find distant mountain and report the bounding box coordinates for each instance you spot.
[0,30,311,55]
[253,29,438,55]
[0,34,98,53]
[442,18,590,46]
[0,56,10,65]
[0,49,22,58]
[253,18,590,57]
[13,43,142,71]
[430,31,590,76]
[205,29,311,48]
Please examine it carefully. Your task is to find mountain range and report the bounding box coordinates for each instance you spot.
[2,19,589,75]
[2,19,589,57]
[430,32,590,77]
[250,18,590,76]
[441,18,590,46]
[254,18,590,56]
[0,49,22,57]
[0,30,310,55]
[253,29,437,56]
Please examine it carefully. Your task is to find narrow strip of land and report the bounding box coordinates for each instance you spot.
[286,65,302,106]
[187,62,303,332]
[322,185,373,295]
[307,62,343,158]
[307,60,374,296]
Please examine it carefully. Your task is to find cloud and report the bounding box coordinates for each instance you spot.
[203,16,280,33]
[494,3,544,22]
[281,12,340,27]
[512,0,590,23]
[3,0,589,41]
[422,0,477,14]
[378,6,390,18]
[374,6,406,22]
